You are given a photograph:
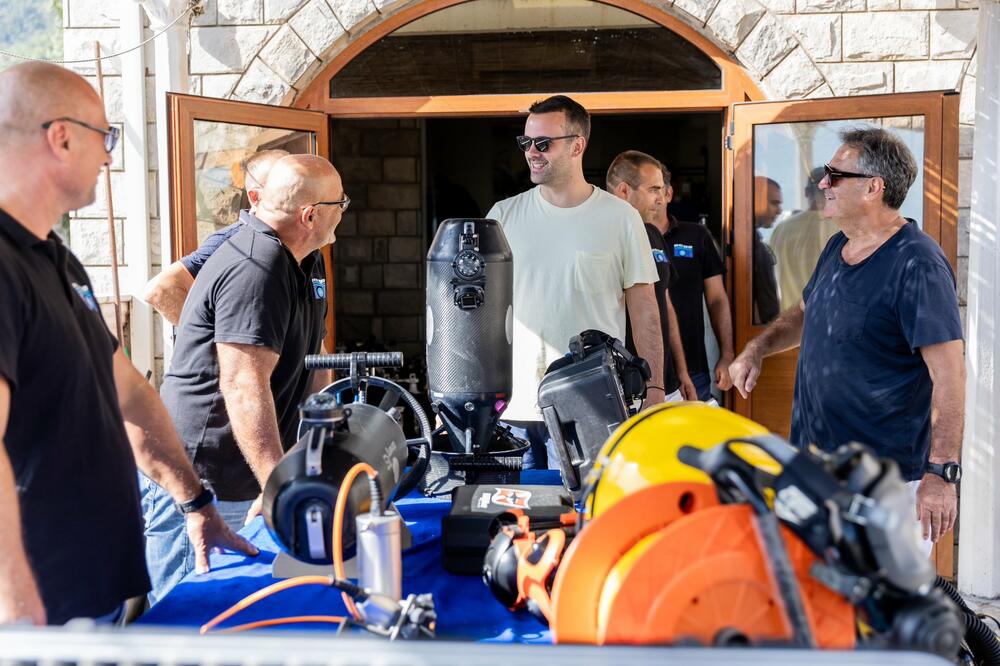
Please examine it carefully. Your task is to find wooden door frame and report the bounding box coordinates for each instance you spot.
[166,92,335,345]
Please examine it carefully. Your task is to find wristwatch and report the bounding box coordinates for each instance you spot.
[175,484,215,514]
[926,461,962,484]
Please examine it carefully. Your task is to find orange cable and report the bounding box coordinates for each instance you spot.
[212,615,346,634]
[199,575,333,634]
[333,462,378,621]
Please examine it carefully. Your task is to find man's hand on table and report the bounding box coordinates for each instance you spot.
[244,494,264,526]
[916,473,957,543]
[185,504,259,574]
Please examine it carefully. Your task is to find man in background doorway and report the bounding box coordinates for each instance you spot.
[753,176,782,325]
[770,167,840,312]
[606,150,697,402]
[658,166,734,401]
[487,95,663,469]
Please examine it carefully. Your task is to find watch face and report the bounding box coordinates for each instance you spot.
[453,250,485,279]
[944,462,962,483]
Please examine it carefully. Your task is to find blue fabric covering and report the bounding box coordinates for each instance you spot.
[137,471,560,642]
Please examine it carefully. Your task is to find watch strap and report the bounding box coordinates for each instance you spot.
[176,485,215,514]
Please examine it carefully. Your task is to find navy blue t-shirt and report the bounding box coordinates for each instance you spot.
[790,220,963,480]
[179,217,244,278]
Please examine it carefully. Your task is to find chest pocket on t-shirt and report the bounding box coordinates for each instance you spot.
[830,301,868,343]
[574,252,616,294]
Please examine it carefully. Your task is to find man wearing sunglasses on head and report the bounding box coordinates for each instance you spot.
[487,95,664,470]
[143,154,347,602]
[729,127,964,552]
[0,62,256,625]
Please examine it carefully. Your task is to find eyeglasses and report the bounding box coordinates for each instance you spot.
[308,195,351,212]
[515,134,579,153]
[244,167,263,190]
[41,117,120,153]
[823,163,874,186]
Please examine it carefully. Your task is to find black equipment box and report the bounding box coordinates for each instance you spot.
[441,484,573,575]
[537,331,648,502]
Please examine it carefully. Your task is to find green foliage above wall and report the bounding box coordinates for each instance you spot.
[0,0,63,70]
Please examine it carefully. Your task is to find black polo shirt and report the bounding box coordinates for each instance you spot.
[626,223,680,393]
[160,214,327,501]
[0,209,149,623]
[663,218,725,376]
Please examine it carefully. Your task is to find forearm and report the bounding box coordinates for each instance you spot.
[0,448,40,611]
[706,294,734,359]
[633,308,664,390]
[928,361,965,464]
[665,300,689,377]
[747,303,804,358]
[142,263,194,327]
[221,384,285,488]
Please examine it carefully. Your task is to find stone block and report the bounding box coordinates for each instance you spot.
[190,26,274,74]
[265,0,308,22]
[68,0,118,27]
[359,210,396,236]
[755,0,794,13]
[340,291,374,314]
[384,263,419,288]
[673,0,720,24]
[396,210,419,235]
[86,267,112,296]
[332,126,363,156]
[931,9,978,59]
[332,0,377,31]
[372,0,408,12]
[807,83,835,98]
[290,0,348,58]
[338,264,359,287]
[967,50,977,76]
[820,63,894,95]
[706,0,765,50]
[63,28,121,75]
[764,48,824,99]
[958,207,969,256]
[70,218,124,265]
[193,0,218,25]
[259,24,318,86]
[76,171,127,218]
[958,0,977,7]
[201,73,242,99]
[959,125,974,158]
[373,237,387,262]
[232,58,292,105]
[361,265,382,288]
[339,156,383,182]
[378,290,424,315]
[388,237,424,262]
[798,0,864,11]
[361,129,421,156]
[902,0,955,7]
[85,75,122,123]
[341,237,372,262]
[784,15,841,62]
[894,60,965,91]
[383,157,418,183]
[335,315,372,340]
[868,0,900,9]
[218,0,263,24]
[369,184,421,210]
[336,211,357,237]
[150,215,162,266]
[370,317,383,339]
[735,15,796,78]
[383,316,421,341]
[843,12,929,60]
[957,256,968,304]
[960,74,975,124]
[958,156,972,207]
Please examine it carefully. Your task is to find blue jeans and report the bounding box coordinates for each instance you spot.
[140,474,252,605]
[501,420,558,471]
[689,371,714,402]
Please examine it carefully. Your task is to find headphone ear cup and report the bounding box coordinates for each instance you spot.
[483,528,522,608]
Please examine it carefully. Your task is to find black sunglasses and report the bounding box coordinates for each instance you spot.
[41,117,120,153]
[307,195,351,212]
[515,134,579,153]
[824,163,874,185]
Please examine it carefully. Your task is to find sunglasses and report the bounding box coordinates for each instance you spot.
[41,117,120,153]
[823,163,874,185]
[308,195,351,212]
[515,134,579,153]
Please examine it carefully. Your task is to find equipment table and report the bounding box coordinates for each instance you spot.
[137,471,559,642]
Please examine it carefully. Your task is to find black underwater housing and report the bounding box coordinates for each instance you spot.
[537,330,651,500]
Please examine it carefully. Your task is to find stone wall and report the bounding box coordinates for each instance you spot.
[330,119,426,361]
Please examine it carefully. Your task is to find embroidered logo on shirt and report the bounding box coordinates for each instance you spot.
[311,278,327,300]
[651,248,669,264]
[71,282,99,312]
[673,243,694,258]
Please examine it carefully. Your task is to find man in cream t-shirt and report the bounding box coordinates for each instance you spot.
[487,95,663,469]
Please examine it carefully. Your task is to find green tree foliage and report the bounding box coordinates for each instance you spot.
[0,0,63,71]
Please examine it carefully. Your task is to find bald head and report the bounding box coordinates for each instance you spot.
[0,62,102,147]
[259,154,342,216]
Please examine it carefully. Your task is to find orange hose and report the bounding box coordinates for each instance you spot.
[199,575,333,634]
[333,461,378,621]
[213,615,346,634]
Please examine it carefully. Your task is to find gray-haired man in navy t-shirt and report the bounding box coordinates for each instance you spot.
[729,127,964,551]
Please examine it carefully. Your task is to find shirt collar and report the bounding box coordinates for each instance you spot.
[0,208,52,249]
[242,210,278,238]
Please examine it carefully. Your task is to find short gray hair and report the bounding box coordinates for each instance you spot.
[838,126,917,210]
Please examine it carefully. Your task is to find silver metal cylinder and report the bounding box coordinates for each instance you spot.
[356,509,402,602]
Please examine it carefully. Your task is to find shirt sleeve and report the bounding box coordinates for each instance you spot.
[898,258,964,351]
[0,264,24,388]
[180,223,242,278]
[698,225,725,280]
[211,252,292,352]
[621,210,658,289]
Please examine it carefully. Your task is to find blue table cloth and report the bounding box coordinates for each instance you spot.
[137,471,560,643]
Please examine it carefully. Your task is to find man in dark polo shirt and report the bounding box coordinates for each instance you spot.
[0,62,254,625]
[144,154,346,601]
[658,165,735,401]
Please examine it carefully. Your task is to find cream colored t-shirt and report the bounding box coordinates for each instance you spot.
[487,185,657,421]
